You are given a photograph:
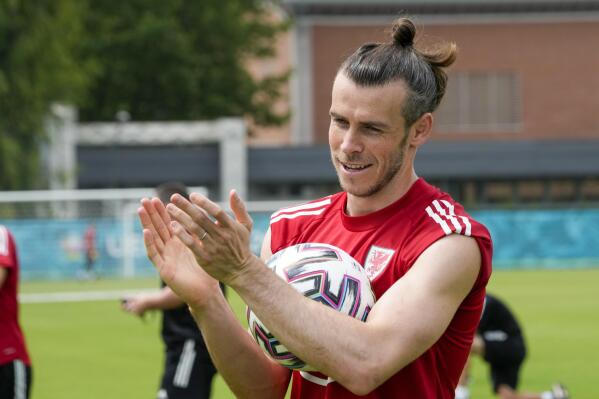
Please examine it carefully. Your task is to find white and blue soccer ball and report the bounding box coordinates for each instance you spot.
[246,242,376,371]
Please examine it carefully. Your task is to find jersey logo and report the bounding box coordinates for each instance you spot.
[364,246,395,281]
[425,199,472,236]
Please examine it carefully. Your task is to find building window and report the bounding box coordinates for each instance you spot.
[435,72,522,132]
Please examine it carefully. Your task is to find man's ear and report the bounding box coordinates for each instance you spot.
[408,113,433,148]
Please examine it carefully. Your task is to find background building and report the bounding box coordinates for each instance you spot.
[66,0,599,205]
[277,0,599,204]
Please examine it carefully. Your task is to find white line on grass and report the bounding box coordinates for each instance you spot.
[19,289,159,303]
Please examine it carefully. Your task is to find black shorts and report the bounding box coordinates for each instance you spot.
[482,333,526,393]
[157,339,216,399]
[0,360,32,399]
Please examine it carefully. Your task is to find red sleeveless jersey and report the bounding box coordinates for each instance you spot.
[269,178,492,399]
[0,225,31,366]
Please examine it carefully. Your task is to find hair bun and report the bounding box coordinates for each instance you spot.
[392,18,416,48]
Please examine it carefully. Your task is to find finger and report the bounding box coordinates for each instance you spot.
[230,190,253,232]
[152,197,172,232]
[142,228,164,268]
[138,205,165,254]
[140,198,169,247]
[189,192,234,229]
[142,197,171,244]
[170,194,217,236]
[170,221,206,260]
[138,203,153,230]
[166,202,208,239]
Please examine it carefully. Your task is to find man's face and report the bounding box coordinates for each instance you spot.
[329,73,410,198]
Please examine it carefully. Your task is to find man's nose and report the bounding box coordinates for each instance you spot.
[339,128,363,154]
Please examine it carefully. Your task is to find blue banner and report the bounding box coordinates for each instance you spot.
[2,208,598,280]
[471,209,599,268]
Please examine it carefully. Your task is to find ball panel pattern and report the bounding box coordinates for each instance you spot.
[247,243,376,371]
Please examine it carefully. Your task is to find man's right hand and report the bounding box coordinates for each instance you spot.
[138,198,221,309]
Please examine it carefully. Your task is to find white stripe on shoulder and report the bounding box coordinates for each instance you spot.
[299,371,335,386]
[270,198,332,224]
[425,199,472,236]
[271,197,332,219]
[434,200,462,234]
[441,200,472,236]
[271,208,327,225]
[0,225,9,256]
[425,205,452,235]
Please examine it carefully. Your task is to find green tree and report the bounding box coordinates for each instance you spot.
[0,0,289,190]
[0,0,92,189]
[79,0,290,126]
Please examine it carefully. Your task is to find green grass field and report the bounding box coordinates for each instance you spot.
[20,268,599,399]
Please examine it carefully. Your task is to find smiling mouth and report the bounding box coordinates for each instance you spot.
[340,161,371,172]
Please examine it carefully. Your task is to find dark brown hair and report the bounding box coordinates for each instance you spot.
[155,181,188,204]
[340,17,457,127]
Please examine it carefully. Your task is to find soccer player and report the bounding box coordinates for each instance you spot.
[122,182,218,399]
[138,17,493,398]
[0,225,32,399]
[455,294,570,399]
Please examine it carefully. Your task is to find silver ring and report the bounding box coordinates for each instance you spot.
[199,231,208,241]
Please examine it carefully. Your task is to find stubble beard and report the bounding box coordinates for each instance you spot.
[334,147,405,198]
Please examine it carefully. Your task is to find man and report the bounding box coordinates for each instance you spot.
[138,17,492,398]
[122,182,217,399]
[0,225,32,398]
[456,294,570,399]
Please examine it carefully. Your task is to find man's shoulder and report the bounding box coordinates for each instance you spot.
[269,193,342,226]
[268,193,344,255]
[409,181,489,240]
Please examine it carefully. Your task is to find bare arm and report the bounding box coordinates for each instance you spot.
[232,234,480,394]
[121,286,185,317]
[168,191,481,395]
[188,226,289,398]
[189,287,290,399]
[138,197,290,399]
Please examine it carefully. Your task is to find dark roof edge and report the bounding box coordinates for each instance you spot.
[283,2,599,17]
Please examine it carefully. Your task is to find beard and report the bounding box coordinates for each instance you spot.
[333,143,406,198]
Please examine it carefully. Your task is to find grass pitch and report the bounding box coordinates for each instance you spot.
[20,268,599,398]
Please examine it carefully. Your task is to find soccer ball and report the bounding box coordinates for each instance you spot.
[246,242,376,371]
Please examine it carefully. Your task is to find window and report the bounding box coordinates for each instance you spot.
[435,72,522,132]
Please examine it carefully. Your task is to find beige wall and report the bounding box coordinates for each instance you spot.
[245,8,292,146]
[311,21,599,143]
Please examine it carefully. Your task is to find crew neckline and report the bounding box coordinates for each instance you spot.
[340,178,427,232]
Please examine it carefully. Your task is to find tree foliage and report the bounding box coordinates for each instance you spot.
[0,0,91,189]
[79,0,290,125]
[0,0,289,189]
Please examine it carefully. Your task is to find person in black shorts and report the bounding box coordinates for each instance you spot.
[455,293,570,399]
[122,182,221,399]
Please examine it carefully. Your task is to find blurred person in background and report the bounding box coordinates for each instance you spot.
[82,222,98,279]
[456,293,570,399]
[0,225,32,398]
[122,182,219,399]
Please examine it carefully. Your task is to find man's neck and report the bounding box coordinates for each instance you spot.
[345,169,418,217]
